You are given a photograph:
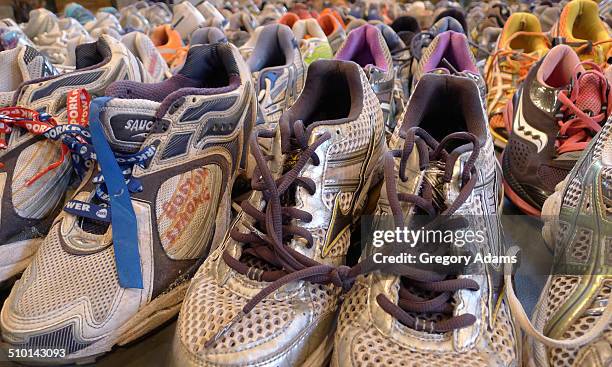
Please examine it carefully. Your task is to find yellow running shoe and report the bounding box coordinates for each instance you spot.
[485,12,550,147]
[551,0,612,65]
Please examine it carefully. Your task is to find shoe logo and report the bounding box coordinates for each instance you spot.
[322,193,353,258]
[125,119,154,135]
[513,91,548,153]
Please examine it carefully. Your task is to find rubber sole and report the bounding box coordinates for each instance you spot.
[500,150,543,217]
[0,239,41,283]
[503,179,542,217]
[2,281,189,366]
[301,324,335,367]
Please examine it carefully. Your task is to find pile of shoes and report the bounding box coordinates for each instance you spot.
[0,0,610,366]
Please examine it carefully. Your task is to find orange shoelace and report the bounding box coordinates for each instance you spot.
[0,89,90,185]
[486,31,550,120]
[555,62,609,154]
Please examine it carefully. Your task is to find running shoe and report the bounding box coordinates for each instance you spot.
[121,31,169,82]
[226,11,258,47]
[505,120,612,367]
[0,45,57,107]
[278,12,300,29]
[534,2,561,32]
[245,24,304,125]
[551,0,612,65]
[335,24,396,133]
[332,71,518,367]
[170,58,386,367]
[292,19,334,65]
[172,1,206,42]
[119,4,151,34]
[0,35,151,283]
[390,15,421,45]
[502,45,611,216]
[150,24,185,65]
[412,31,483,102]
[196,0,228,29]
[84,11,124,39]
[63,2,95,25]
[170,27,228,73]
[0,42,256,364]
[485,12,550,148]
[141,3,173,27]
[318,12,346,53]
[470,1,512,60]
[21,8,59,44]
[408,15,466,81]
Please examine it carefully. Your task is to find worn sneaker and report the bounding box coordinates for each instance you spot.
[121,31,169,82]
[485,12,550,148]
[119,4,151,34]
[150,24,185,65]
[318,12,346,53]
[169,27,228,73]
[502,45,611,216]
[0,45,57,107]
[170,59,386,367]
[172,1,206,42]
[245,24,305,125]
[505,120,612,367]
[0,42,256,364]
[141,3,173,27]
[292,19,334,65]
[551,0,612,65]
[333,71,519,367]
[335,24,396,133]
[413,30,484,102]
[0,35,152,283]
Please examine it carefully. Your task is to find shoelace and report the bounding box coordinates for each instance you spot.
[374,127,482,333]
[485,31,550,117]
[205,121,361,347]
[0,89,93,183]
[504,246,612,348]
[63,142,156,222]
[558,38,612,66]
[555,62,609,154]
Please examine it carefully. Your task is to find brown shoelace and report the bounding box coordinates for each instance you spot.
[374,127,481,333]
[205,121,360,347]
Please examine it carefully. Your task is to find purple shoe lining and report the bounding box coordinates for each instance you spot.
[422,31,477,74]
[106,73,241,119]
[335,24,388,71]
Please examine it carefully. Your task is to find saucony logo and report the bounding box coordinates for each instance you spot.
[513,91,548,153]
[124,119,154,137]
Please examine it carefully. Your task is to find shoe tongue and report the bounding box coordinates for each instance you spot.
[75,37,109,69]
[574,72,605,116]
[425,143,474,212]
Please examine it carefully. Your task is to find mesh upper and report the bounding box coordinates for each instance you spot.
[334,276,517,367]
[12,224,120,324]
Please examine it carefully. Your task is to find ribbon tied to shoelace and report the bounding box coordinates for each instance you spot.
[62,97,156,289]
[0,89,94,182]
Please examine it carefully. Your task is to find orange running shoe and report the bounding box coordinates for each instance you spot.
[485,13,550,147]
[320,8,346,29]
[278,12,300,28]
[150,24,184,65]
[317,13,346,52]
[551,0,612,65]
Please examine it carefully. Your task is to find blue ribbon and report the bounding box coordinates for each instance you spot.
[89,97,143,289]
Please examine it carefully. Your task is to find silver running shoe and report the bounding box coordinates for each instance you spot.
[171,59,386,366]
